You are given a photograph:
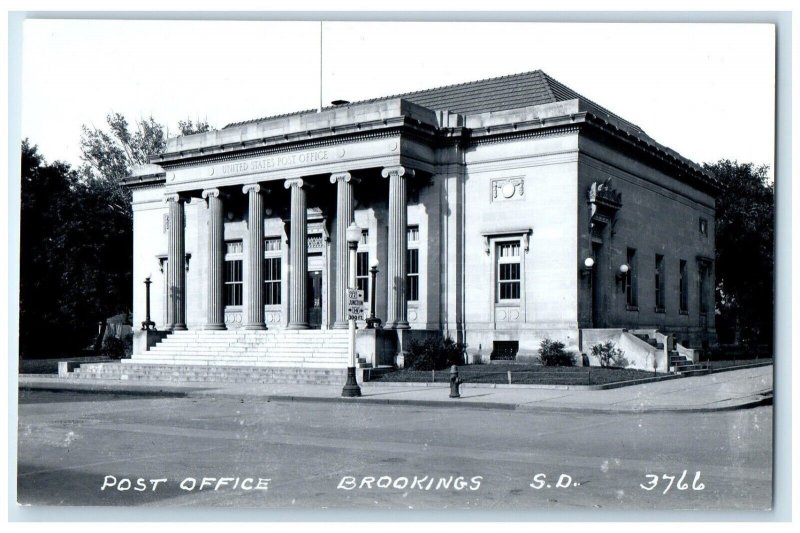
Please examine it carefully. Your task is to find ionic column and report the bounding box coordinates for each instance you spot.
[243,184,266,330]
[285,178,309,329]
[165,193,187,331]
[381,166,414,329]
[331,172,356,329]
[202,188,226,330]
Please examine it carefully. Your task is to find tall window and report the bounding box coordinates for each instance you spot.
[654,254,665,311]
[356,251,369,296]
[679,260,688,313]
[625,248,637,307]
[263,237,281,305]
[699,262,709,315]
[497,242,521,301]
[356,230,370,300]
[224,241,243,306]
[406,225,419,302]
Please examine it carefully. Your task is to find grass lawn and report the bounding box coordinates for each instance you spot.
[704,358,773,370]
[373,364,657,386]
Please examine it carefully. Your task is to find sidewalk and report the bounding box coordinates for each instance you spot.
[18,365,773,413]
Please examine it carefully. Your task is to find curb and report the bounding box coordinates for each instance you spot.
[18,379,772,414]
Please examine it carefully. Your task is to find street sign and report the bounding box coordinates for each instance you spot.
[347,289,364,320]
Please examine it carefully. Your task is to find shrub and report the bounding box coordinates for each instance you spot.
[538,338,575,366]
[591,341,629,368]
[405,337,466,371]
[102,336,126,360]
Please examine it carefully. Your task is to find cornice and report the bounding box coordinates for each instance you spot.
[123,175,166,190]
[153,116,437,170]
[581,114,720,196]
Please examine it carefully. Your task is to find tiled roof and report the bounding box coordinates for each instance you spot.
[224,70,644,133]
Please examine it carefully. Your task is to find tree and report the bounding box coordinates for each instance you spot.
[703,160,774,348]
[19,114,212,357]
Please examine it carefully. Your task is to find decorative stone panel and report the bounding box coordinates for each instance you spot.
[491,177,525,202]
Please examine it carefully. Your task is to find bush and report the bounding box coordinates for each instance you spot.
[538,338,575,366]
[591,341,629,368]
[405,337,466,371]
[101,336,126,359]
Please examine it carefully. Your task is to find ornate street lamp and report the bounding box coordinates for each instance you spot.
[365,259,382,329]
[341,221,362,397]
[141,275,156,331]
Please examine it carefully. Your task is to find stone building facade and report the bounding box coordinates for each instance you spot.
[126,71,718,369]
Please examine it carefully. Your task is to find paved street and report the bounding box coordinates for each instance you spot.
[17,389,772,511]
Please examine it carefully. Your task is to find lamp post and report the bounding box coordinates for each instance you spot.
[366,259,382,329]
[341,221,362,397]
[141,275,156,331]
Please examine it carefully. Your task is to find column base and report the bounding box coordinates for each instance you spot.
[332,321,349,329]
[204,324,227,331]
[384,321,410,330]
[286,323,310,330]
[172,324,188,331]
[243,324,267,330]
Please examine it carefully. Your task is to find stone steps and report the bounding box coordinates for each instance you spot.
[69,329,357,384]
[71,363,350,385]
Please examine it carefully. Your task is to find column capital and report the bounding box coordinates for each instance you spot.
[242,183,262,195]
[201,188,221,199]
[164,193,186,204]
[330,172,359,184]
[381,166,415,179]
[284,178,305,189]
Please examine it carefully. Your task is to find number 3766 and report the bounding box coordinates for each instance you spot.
[640,471,705,494]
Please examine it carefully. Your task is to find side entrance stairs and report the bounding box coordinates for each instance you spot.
[631,332,709,376]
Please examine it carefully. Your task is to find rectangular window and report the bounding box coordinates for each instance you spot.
[224,260,243,306]
[625,248,637,307]
[356,251,369,297]
[654,254,665,311]
[406,249,419,302]
[406,225,420,303]
[699,263,709,315]
[263,257,281,305]
[497,242,521,301]
[360,229,369,245]
[679,260,688,313]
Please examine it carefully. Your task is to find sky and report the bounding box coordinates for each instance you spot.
[20,20,775,175]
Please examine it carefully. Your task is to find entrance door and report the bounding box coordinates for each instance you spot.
[307,271,322,329]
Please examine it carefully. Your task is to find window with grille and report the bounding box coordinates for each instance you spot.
[263,237,281,305]
[497,242,521,301]
[655,254,665,311]
[263,257,281,305]
[679,260,689,313]
[356,251,369,297]
[625,248,638,307]
[406,249,419,302]
[406,225,419,302]
[224,240,243,306]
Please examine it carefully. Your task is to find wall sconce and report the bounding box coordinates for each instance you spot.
[580,257,594,277]
[615,263,630,284]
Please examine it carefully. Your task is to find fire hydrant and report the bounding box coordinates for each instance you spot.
[449,365,463,398]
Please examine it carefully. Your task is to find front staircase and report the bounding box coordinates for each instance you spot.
[68,329,378,385]
[135,329,351,368]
